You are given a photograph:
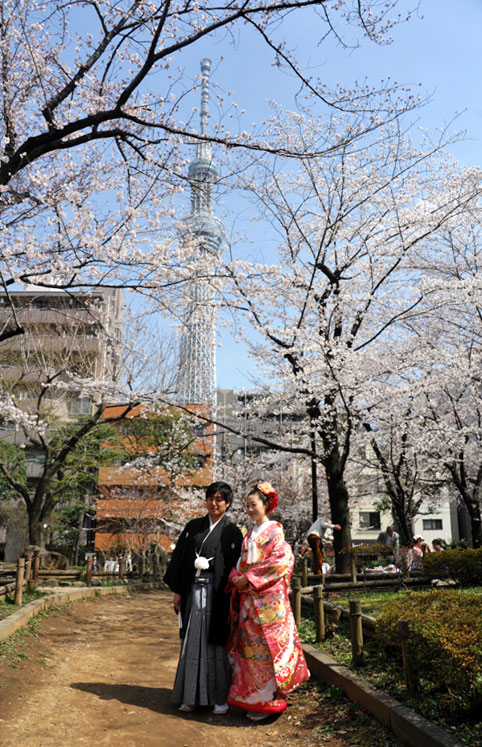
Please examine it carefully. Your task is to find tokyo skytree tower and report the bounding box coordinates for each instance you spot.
[176,59,223,408]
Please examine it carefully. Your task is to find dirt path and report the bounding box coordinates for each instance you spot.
[0,590,404,746]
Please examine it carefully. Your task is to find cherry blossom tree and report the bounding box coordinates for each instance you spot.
[321,199,482,549]
[405,214,482,547]
[360,398,444,544]
[220,109,481,571]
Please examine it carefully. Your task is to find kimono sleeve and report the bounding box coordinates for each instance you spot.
[244,524,294,593]
[163,522,192,595]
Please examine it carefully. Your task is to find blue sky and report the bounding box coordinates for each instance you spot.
[184,0,482,390]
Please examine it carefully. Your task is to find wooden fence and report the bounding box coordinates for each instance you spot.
[0,552,164,605]
[297,554,430,591]
[292,576,417,694]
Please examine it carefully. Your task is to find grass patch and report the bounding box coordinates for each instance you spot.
[324,589,406,617]
[0,588,48,622]
[0,605,63,668]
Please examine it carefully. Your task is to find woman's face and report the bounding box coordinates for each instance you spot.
[246,492,267,525]
[205,490,229,523]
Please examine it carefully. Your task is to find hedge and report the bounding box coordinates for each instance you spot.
[423,548,482,586]
[376,589,482,715]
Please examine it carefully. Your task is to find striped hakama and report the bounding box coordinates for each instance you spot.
[171,574,232,707]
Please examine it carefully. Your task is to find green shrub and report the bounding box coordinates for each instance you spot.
[376,589,482,715]
[423,548,482,586]
[350,543,391,557]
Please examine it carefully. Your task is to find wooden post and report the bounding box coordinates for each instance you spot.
[302,556,308,588]
[313,584,325,642]
[14,558,25,606]
[24,553,33,589]
[292,577,301,626]
[398,619,416,694]
[118,557,125,581]
[349,599,364,665]
[350,554,358,584]
[138,556,144,580]
[32,550,40,588]
[86,556,93,586]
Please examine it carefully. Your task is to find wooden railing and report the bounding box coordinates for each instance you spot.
[292,576,417,693]
[0,552,165,605]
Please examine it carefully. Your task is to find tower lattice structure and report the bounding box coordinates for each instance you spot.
[177,59,223,408]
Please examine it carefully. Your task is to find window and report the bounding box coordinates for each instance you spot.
[68,397,92,415]
[359,511,381,530]
[25,450,45,464]
[423,519,443,531]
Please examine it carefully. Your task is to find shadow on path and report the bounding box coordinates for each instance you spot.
[71,682,173,714]
[70,681,275,730]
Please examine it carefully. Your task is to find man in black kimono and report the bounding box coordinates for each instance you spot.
[164,481,242,714]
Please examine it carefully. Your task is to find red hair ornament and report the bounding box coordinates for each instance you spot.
[257,481,278,514]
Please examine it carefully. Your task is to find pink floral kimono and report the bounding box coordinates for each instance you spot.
[227,521,309,715]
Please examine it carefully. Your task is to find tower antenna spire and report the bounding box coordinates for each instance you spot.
[199,58,211,138]
[176,59,223,410]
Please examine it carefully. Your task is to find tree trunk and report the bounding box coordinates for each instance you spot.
[390,499,414,545]
[71,512,84,565]
[325,452,353,573]
[28,511,44,548]
[28,502,53,549]
[310,428,319,522]
[465,498,482,548]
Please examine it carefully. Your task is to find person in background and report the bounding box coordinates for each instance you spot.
[410,535,425,571]
[377,525,400,563]
[432,539,445,551]
[104,555,116,573]
[125,550,133,573]
[227,482,309,722]
[377,525,400,552]
[164,481,243,715]
[305,515,341,575]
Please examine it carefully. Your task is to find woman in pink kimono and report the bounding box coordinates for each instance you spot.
[227,481,309,722]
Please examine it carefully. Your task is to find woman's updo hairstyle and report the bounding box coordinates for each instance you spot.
[248,481,278,514]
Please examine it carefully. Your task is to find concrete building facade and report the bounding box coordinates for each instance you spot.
[0,287,124,561]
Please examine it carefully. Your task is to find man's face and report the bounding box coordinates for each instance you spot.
[206,490,228,522]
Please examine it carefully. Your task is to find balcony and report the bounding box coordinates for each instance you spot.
[2,334,104,353]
